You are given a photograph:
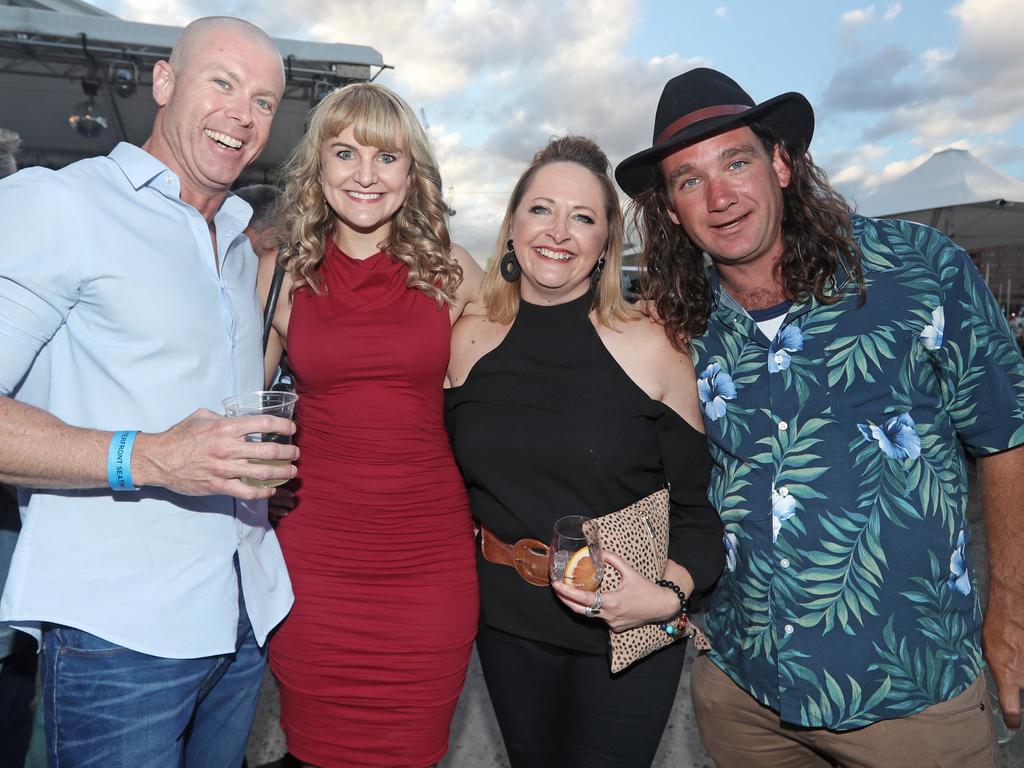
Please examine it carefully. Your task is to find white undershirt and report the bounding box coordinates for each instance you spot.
[755,314,787,341]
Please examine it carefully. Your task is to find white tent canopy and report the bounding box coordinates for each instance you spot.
[855,148,1024,251]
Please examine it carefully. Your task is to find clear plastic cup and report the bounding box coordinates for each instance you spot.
[222,390,299,488]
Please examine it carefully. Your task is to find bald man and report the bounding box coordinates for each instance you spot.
[0,18,294,766]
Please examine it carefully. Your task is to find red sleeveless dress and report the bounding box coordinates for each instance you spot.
[269,241,478,768]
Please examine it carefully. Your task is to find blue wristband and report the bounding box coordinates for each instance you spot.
[107,430,139,491]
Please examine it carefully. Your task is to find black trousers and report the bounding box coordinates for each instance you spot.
[476,623,686,768]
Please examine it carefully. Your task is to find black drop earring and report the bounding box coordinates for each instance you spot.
[590,256,606,295]
[500,239,521,282]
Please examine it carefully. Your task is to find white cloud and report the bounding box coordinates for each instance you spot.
[97,0,196,25]
[715,6,727,17]
[852,143,891,161]
[827,0,1024,177]
[835,151,933,199]
[920,47,954,72]
[875,154,929,182]
[831,163,868,185]
[974,138,1024,167]
[827,143,893,196]
[841,5,875,26]
[883,2,902,21]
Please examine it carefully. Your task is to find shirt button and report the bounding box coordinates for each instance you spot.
[784,624,794,635]
[774,353,785,365]
[778,420,789,431]
[780,558,790,568]
[777,486,789,497]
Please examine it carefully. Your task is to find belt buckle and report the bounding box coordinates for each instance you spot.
[512,538,551,587]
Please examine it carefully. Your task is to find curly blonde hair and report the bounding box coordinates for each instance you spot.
[482,135,633,327]
[278,83,461,304]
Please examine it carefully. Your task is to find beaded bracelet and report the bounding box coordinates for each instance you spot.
[656,578,690,637]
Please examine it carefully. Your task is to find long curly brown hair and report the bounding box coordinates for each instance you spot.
[628,123,863,347]
[277,83,461,304]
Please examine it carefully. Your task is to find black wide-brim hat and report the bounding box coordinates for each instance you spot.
[615,67,814,198]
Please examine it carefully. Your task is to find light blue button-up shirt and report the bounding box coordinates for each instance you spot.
[0,143,292,658]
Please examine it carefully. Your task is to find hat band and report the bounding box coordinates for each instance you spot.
[656,104,750,145]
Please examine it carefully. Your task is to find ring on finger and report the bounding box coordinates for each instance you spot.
[592,592,603,612]
[584,605,596,617]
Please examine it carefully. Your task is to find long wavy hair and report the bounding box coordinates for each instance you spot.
[628,122,863,347]
[482,136,633,327]
[277,83,461,304]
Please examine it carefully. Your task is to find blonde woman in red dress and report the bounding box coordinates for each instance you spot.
[259,83,482,768]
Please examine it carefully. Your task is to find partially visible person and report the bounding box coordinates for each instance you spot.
[235,182,292,393]
[617,67,1024,767]
[445,136,725,767]
[261,82,483,768]
[0,18,297,767]
[0,127,34,768]
[236,182,283,261]
[0,128,20,178]
[0,486,34,768]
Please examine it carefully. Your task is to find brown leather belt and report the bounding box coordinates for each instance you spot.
[479,525,551,587]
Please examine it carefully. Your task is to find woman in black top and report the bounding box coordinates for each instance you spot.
[445,136,724,768]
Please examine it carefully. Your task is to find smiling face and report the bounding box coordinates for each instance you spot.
[511,161,609,305]
[319,123,413,241]
[660,125,791,276]
[146,23,284,214]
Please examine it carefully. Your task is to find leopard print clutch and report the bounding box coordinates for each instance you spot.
[586,487,708,673]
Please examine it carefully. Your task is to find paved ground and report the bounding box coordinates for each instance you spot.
[247,464,1024,767]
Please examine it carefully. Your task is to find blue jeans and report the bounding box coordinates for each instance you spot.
[40,599,264,768]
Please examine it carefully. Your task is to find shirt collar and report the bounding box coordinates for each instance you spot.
[218,193,253,236]
[108,142,169,190]
[705,253,853,322]
[705,262,746,316]
[107,142,253,233]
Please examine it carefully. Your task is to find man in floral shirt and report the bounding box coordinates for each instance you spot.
[617,67,1024,766]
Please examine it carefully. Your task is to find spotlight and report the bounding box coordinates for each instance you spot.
[69,78,107,138]
[108,60,138,98]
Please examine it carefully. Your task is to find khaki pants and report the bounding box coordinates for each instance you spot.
[690,654,998,768]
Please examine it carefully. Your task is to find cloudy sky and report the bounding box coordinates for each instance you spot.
[93,0,1024,262]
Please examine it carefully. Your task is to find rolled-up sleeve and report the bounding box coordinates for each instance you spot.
[659,413,725,593]
[0,170,83,395]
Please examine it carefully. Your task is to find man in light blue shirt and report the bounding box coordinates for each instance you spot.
[0,17,296,767]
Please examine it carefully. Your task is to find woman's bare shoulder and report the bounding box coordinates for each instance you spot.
[598,311,702,429]
[451,242,486,318]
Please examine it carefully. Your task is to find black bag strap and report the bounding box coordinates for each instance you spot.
[262,263,285,353]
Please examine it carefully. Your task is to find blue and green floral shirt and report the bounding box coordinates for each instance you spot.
[693,215,1024,729]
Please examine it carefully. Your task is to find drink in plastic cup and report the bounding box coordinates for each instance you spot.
[222,390,299,488]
